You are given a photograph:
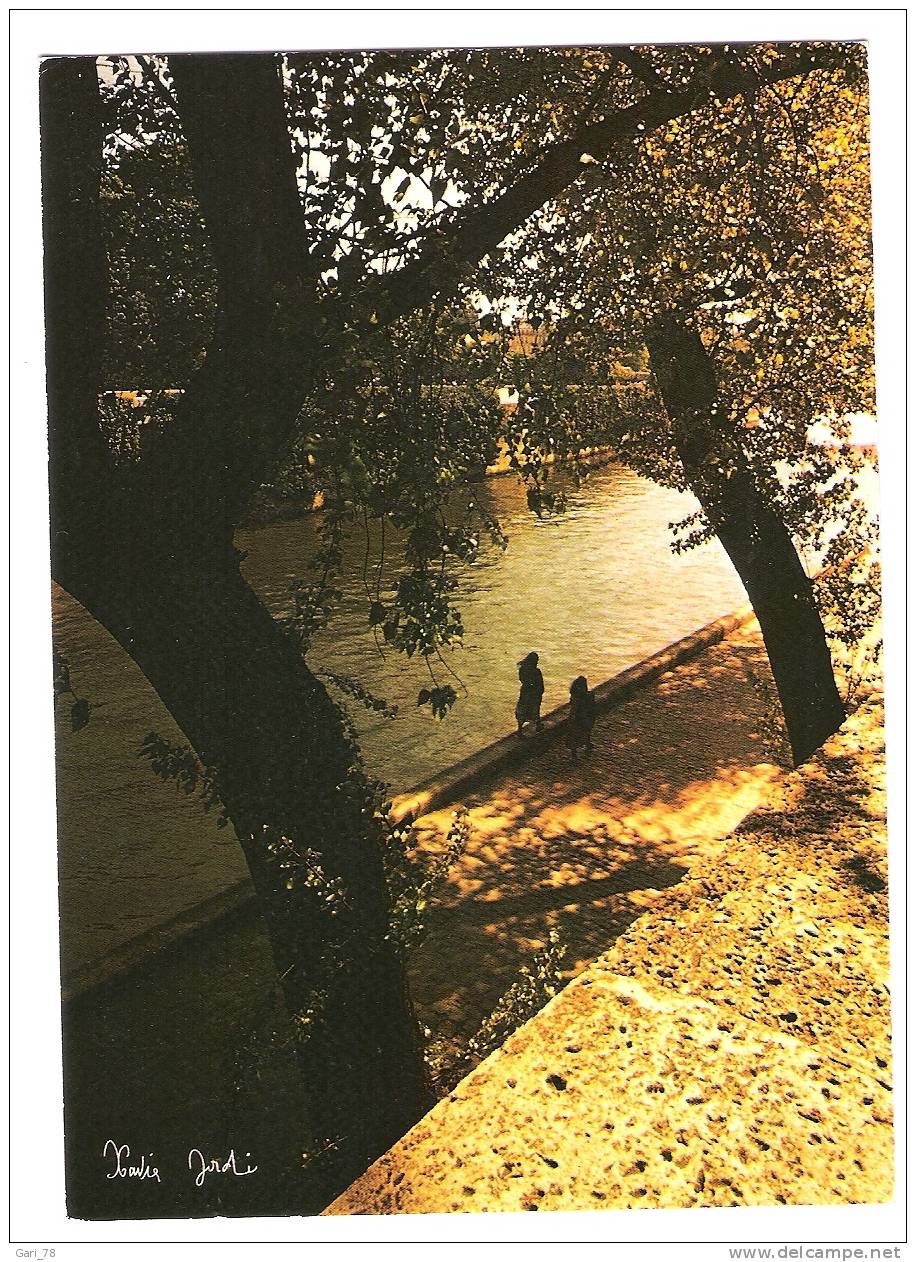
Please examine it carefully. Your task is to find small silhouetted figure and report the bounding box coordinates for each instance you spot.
[515,652,544,735]
[567,675,596,757]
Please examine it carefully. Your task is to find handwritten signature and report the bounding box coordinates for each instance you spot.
[187,1147,259,1187]
[102,1140,161,1182]
[102,1140,258,1187]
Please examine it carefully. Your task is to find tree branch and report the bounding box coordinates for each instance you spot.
[362,42,851,328]
[614,45,672,94]
[113,43,852,544]
[135,55,180,118]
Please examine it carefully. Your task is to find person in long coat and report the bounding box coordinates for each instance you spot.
[515,652,544,734]
[566,674,596,756]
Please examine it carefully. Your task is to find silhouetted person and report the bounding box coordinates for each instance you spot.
[566,675,596,757]
[515,652,544,735]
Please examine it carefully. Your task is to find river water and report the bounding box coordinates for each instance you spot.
[54,461,748,976]
[238,463,748,789]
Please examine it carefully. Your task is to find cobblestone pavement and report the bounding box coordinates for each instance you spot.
[407,620,790,1056]
[330,695,890,1215]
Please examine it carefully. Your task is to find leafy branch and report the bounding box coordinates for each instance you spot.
[430,928,568,1092]
[138,731,229,825]
[53,646,93,732]
[321,670,399,720]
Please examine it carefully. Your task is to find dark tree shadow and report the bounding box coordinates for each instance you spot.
[408,631,788,1060]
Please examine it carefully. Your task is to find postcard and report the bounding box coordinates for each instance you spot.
[10,8,907,1253]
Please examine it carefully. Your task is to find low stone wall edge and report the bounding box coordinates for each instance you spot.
[62,601,756,1001]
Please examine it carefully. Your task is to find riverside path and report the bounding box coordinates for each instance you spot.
[61,614,794,1218]
[403,616,788,1066]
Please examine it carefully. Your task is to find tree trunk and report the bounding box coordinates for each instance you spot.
[63,547,434,1200]
[645,315,846,765]
[42,55,433,1201]
[40,56,117,584]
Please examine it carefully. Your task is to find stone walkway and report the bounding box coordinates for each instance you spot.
[406,620,788,1065]
[63,616,851,1219]
[329,693,891,1215]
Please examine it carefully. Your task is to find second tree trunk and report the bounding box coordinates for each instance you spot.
[646,315,846,765]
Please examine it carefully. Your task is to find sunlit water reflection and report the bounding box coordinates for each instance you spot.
[55,462,754,972]
[238,462,747,792]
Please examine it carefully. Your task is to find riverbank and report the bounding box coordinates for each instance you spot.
[328,691,891,1214]
[403,617,789,1069]
[60,615,795,1219]
[241,443,617,525]
[56,460,749,982]
[62,601,757,1000]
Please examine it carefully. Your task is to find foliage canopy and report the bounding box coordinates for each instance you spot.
[96,43,877,716]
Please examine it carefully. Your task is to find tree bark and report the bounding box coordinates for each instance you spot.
[645,314,846,765]
[61,549,435,1200]
[40,57,116,582]
[42,55,432,1204]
